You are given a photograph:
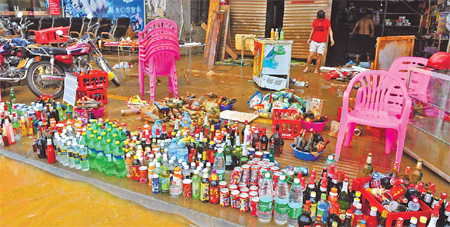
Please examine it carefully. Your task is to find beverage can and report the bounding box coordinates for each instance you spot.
[267,162,275,168]
[293,166,309,176]
[385,184,406,201]
[239,193,249,213]
[257,161,265,167]
[240,187,249,194]
[247,160,255,166]
[250,165,261,186]
[132,165,140,181]
[283,165,294,173]
[220,188,230,207]
[229,184,238,192]
[219,181,227,190]
[249,185,259,194]
[152,174,160,194]
[262,151,269,160]
[230,167,243,185]
[252,158,261,163]
[255,151,263,159]
[251,197,259,217]
[230,190,240,209]
[270,166,280,173]
[238,182,247,190]
[249,191,258,202]
[139,166,148,184]
[241,164,250,185]
[183,179,192,198]
[247,148,255,159]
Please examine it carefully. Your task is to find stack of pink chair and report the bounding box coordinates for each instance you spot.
[138,19,180,101]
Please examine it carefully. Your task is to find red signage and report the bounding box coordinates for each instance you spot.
[48,0,61,15]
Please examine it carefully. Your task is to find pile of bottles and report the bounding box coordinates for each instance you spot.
[293,129,330,153]
[270,27,285,41]
[1,90,75,148]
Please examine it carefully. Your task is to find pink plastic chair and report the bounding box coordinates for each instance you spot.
[388,57,429,96]
[138,19,180,100]
[335,70,412,169]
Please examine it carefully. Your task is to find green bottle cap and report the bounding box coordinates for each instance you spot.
[321,193,327,200]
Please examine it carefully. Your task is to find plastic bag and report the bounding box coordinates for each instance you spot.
[248,91,263,108]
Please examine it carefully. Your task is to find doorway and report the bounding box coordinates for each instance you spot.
[265,0,285,38]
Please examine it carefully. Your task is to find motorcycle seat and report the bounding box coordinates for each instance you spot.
[31,47,68,56]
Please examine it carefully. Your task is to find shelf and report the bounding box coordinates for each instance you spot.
[409,118,450,145]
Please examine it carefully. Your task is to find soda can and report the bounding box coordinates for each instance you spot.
[238,182,247,190]
[294,166,309,176]
[261,158,270,163]
[257,161,265,167]
[250,165,261,186]
[251,197,259,217]
[230,190,240,209]
[229,184,238,192]
[385,184,406,201]
[270,166,280,173]
[239,193,249,213]
[247,148,255,159]
[283,165,294,173]
[249,191,258,202]
[241,164,250,185]
[255,151,263,159]
[219,181,227,190]
[183,179,192,198]
[152,174,160,194]
[273,172,282,191]
[267,162,275,168]
[139,166,148,184]
[262,151,269,160]
[230,167,243,185]
[220,188,230,207]
[252,158,261,163]
[240,187,249,194]
[132,165,140,182]
[247,160,255,166]
[249,185,259,194]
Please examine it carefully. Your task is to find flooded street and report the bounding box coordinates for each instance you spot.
[0,155,194,227]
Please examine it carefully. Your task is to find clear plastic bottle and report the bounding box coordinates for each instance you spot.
[168,138,178,160]
[214,148,226,181]
[274,175,289,225]
[258,171,274,223]
[177,141,189,163]
[67,141,75,168]
[288,178,303,227]
[73,142,81,169]
[79,145,90,171]
[60,139,68,166]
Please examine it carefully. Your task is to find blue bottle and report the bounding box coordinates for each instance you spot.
[317,193,329,222]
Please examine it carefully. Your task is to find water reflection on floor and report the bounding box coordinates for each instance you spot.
[0,156,194,227]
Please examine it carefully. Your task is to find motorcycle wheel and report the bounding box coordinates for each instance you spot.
[26,60,65,99]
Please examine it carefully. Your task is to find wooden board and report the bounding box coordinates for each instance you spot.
[203,12,217,64]
[204,0,220,47]
[220,110,259,123]
[219,6,230,61]
[207,12,223,65]
[373,36,415,70]
[225,45,238,59]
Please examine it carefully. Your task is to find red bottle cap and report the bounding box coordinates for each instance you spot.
[305,200,311,206]
[330,165,336,174]
[429,183,436,192]
[344,177,349,182]
[333,171,339,181]
[137,127,141,131]
[298,172,303,178]
[441,193,447,200]
[412,196,419,203]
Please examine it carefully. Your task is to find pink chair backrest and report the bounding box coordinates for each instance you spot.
[388,56,430,95]
[141,43,180,61]
[350,70,410,118]
[139,36,179,54]
[139,19,178,45]
[146,47,180,75]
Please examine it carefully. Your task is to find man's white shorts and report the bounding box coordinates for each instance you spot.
[309,41,326,55]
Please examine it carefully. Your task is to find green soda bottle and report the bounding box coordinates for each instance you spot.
[160,166,171,194]
[113,141,126,178]
[104,139,117,176]
[80,145,90,171]
[95,136,105,172]
[66,104,73,120]
[192,170,201,200]
[79,132,88,146]
[88,134,98,170]
[106,128,112,141]
[56,102,65,122]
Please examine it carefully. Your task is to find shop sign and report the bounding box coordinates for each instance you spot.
[48,0,61,16]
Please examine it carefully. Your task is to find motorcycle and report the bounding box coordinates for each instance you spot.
[24,21,120,99]
[0,13,35,84]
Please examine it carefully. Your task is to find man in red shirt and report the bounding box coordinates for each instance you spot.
[304,10,335,74]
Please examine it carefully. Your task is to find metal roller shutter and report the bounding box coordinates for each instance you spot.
[283,0,332,59]
[230,0,267,55]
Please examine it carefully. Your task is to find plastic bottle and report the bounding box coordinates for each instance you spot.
[366,206,379,226]
[103,139,116,176]
[258,171,274,223]
[60,139,68,166]
[112,141,125,177]
[177,141,189,163]
[160,165,171,194]
[310,191,318,220]
[192,170,201,200]
[214,148,226,181]
[79,145,89,171]
[353,203,363,226]
[46,138,56,163]
[317,193,329,222]
[73,142,81,169]
[280,28,285,41]
[274,174,289,225]
[270,28,274,41]
[95,136,105,172]
[200,172,210,203]
[87,135,97,170]
[168,138,178,160]
[287,178,303,227]
[67,141,75,168]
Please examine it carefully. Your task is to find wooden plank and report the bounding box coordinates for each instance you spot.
[216,12,225,62]
[225,45,238,59]
[219,8,230,61]
[204,0,220,47]
[201,23,207,31]
[203,12,218,64]
[207,12,223,65]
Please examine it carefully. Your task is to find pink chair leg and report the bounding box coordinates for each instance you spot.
[344,123,356,147]
[139,60,145,96]
[385,129,398,154]
[395,127,407,171]
[168,75,173,94]
[149,73,156,101]
[335,120,348,160]
[171,67,178,98]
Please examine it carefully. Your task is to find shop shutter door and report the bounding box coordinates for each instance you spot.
[230,0,267,55]
[283,0,332,59]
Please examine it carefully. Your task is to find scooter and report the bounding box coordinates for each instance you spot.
[24,20,120,99]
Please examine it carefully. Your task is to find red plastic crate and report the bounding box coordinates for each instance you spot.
[35,26,70,44]
[272,109,302,139]
[76,88,107,104]
[77,70,109,91]
[352,177,432,227]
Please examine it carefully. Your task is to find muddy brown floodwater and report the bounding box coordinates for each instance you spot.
[0,155,194,227]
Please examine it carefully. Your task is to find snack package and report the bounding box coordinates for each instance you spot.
[248,91,263,108]
[306,98,323,113]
